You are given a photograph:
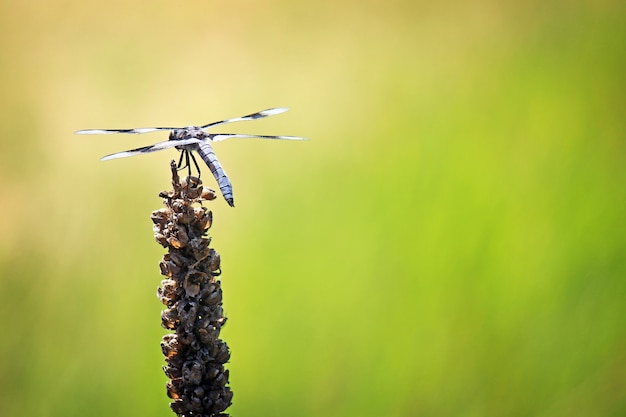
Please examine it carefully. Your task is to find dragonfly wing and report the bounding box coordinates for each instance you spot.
[75,127,177,135]
[201,108,289,129]
[209,133,308,143]
[100,138,202,160]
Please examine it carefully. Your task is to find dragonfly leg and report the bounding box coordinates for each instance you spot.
[185,151,192,178]
[175,150,194,178]
[189,152,202,179]
[176,150,186,170]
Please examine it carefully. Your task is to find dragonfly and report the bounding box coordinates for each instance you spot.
[76,108,307,207]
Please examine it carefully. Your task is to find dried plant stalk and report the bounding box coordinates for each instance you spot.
[152,161,232,417]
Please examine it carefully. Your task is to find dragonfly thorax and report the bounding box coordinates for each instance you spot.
[169,126,208,142]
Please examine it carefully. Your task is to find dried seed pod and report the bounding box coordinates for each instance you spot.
[200,187,217,201]
[212,340,230,363]
[177,328,195,345]
[154,233,168,246]
[181,176,201,189]
[190,238,211,261]
[206,366,220,381]
[193,386,205,401]
[187,393,203,412]
[151,208,170,224]
[174,225,190,246]
[213,370,228,386]
[157,279,178,306]
[194,207,213,230]
[170,401,186,414]
[167,237,184,249]
[196,328,211,344]
[161,308,179,329]
[176,211,195,225]
[197,215,212,231]
[167,379,183,399]
[167,252,186,266]
[202,288,221,306]
[175,300,198,322]
[163,364,182,379]
[166,353,185,371]
[209,250,221,272]
[185,185,202,199]
[161,334,181,358]
[193,206,206,219]
[182,360,205,385]
[183,271,206,298]
[159,259,180,277]
[198,283,216,299]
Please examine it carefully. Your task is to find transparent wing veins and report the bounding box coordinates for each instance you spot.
[210,133,308,142]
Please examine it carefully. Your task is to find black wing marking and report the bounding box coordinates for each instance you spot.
[75,127,177,135]
[201,108,289,129]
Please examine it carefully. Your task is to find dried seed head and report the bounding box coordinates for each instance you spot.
[156,161,232,417]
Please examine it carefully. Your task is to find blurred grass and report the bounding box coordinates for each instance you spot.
[0,0,625,416]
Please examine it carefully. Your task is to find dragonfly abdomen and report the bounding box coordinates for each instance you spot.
[196,142,234,207]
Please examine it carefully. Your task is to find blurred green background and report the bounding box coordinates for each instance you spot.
[1,0,624,416]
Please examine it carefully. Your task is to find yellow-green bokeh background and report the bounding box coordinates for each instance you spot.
[1,1,624,416]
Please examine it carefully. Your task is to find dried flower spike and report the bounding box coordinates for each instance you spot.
[152,160,232,417]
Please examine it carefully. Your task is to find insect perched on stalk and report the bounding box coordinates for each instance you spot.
[76,108,307,207]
